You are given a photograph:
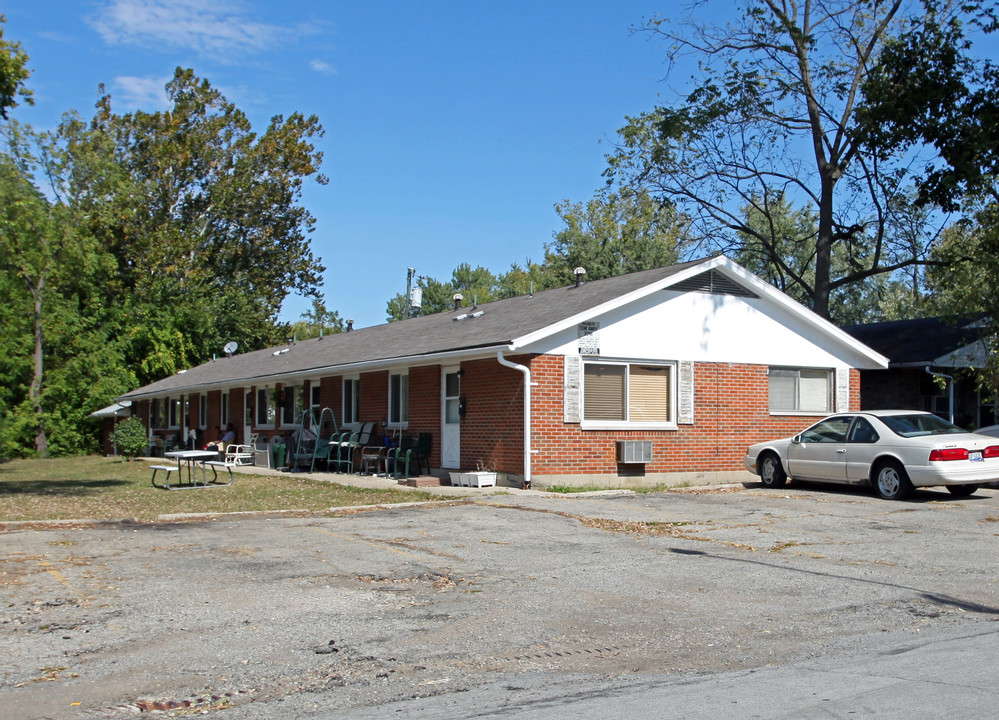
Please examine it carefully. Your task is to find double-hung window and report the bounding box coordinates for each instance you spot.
[198,395,207,429]
[221,392,229,427]
[582,361,675,427]
[389,373,409,426]
[769,367,832,413]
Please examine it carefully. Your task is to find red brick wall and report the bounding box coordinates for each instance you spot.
[461,357,525,471]
[850,368,861,411]
[464,356,861,477]
[360,371,388,424]
[408,365,441,468]
[319,376,342,429]
[204,389,222,442]
[125,359,861,478]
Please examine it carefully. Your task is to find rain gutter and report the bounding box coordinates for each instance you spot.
[497,350,533,489]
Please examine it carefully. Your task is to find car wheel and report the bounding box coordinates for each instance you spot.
[759,452,787,488]
[946,484,979,497]
[873,460,913,500]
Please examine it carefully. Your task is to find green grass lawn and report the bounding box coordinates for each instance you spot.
[0,456,440,523]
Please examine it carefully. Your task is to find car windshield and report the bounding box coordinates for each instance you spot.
[880,414,967,438]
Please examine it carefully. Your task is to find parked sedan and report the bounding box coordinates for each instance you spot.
[744,410,999,500]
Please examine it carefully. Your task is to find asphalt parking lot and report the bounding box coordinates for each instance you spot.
[2,481,999,718]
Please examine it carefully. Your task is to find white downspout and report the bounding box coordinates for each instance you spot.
[925,366,955,424]
[497,350,532,489]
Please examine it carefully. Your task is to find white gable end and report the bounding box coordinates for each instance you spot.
[524,286,882,370]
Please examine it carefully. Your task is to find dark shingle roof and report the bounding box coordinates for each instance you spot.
[843,317,982,365]
[120,259,711,400]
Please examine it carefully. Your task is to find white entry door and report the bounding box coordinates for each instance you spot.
[441,367,461,468]
[243,390,253,447]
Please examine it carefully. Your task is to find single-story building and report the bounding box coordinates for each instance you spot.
[844,316,996,429]
[116,255,888,488]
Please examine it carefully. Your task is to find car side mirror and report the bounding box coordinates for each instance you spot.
[792,434,802,444]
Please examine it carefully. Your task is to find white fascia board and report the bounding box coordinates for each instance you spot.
[117,344,510,402]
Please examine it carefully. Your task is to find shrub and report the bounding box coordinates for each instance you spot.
[109,417,148,460]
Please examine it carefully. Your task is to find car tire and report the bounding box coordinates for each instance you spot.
[872,460,913,500]
[946,484,979,497]
[759,452,788,488]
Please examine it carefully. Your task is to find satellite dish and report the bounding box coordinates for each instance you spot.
[223,341,238,357]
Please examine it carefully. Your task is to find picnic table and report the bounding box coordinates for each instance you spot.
[151,450,234,489]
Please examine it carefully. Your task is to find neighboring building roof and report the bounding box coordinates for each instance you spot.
[89,401,132,418]
[119,255,887,401]
[844,317,986,367]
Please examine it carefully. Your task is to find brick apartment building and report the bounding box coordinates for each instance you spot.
[115,256,887,488]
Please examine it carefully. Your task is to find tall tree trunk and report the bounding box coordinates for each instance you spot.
[29,277,48,458]
[812,173,836,319]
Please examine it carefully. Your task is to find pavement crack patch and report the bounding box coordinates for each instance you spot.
[356,572,462,591]
[475,502,757,551]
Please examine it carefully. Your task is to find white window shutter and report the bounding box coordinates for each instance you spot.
[564,355,581,423]
[835,367,850,412]
[678,361,695,424]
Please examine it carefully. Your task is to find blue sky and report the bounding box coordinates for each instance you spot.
[4,0,686,329]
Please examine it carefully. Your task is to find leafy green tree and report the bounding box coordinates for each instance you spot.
[288,296,343,340]
[495,260,560,298]
[734,194,931,323]
[0,15,32,119]
[545,189,687,284]
[604,0,954,319]
[858,0,999,210]
[0,121,132,458]
[0,125,74,457]
[857,1,999,385]
[62,68,328,384]
[925,206,999,392]
[386,264,500,320]
[0,67,330,458]
[384,191,686,321]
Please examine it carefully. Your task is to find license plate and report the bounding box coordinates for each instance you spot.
[970,451,983,462]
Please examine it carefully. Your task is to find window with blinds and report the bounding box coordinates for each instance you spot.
[583,362,673,424]
[768,367,832,413]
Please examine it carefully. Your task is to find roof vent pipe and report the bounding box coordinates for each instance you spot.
[574,267,586,287]
[453,293,463,310]
[346,319,354,332]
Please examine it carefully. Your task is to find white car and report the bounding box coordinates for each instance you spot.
[744,410,999,500]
